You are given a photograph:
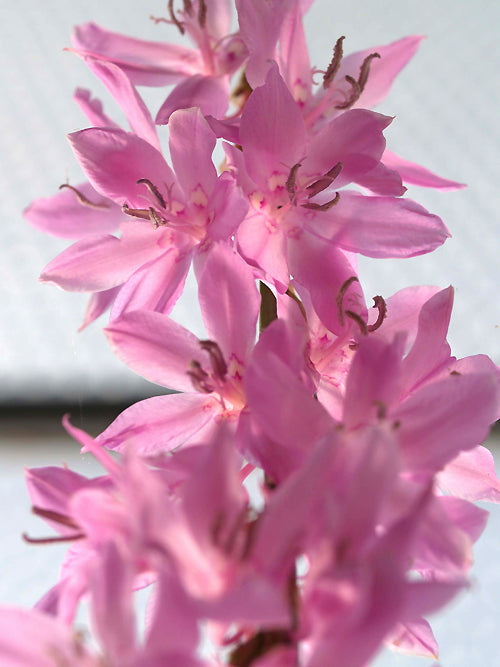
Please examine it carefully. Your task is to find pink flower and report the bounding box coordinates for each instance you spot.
[227,64,449,294]
[39,107,248,320]
[98,244,259,455]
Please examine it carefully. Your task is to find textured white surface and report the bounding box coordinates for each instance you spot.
[1,0,499,401]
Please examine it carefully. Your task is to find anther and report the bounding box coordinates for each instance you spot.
[148,207,167,229]
[23,532,85,545]
[31,506,80,529]
[198,0,207,27]
[285,284,307,323]
[59,184,110,210]
[335,75,361,110]
[286,163,301,201]
[137,178,167,209]
[305,162,343,198]
[323,36,345,89]
[121,204,151,220]
[344,309,368,335]
[187,360,213,393]
[367,295,387,332]
[358,52,381,92]
[335,52,380,109]
[336,276,359,327]
[168,0,185,34]
[199,340,228,380]
[301,191,340,211]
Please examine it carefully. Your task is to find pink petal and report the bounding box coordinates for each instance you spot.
[82,57,160,150]
[0,607,96,665]
[237,215,290,291]
[168,107,218,199]
[303,109,393,185]
[278,0,312,104]
[72,22,202,86]
[198,243,259,366]
[206,173,249,242]
[400,286,454,394]
[79,286,121,331]
[388,618,439,659]
[306,191,450,258]
[239,63,307,189]
[68,127,176,208]
[383,149,466,190]
[104,310,208,392]
[156,75,229,124]
[236,0,292,87]
[288,233,364,336]
[437,445,500,503]
[395,373,499,472]
[96,393,220,455]
[73,88,119,128]
[40,228,165,292]
[110,248,191,320]
[24,182,122,239]
[90,541,136,661]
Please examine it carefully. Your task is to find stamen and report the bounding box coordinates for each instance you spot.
[336,276,359,327]
[199,340,228,380]
[197,0,207,27]
[344,309,368,335]
[187,360,213,393]
[168,0,185,34]
[323,36,345,89]
[148,207,167,229]
[22,532,85,545]
[358,52,381,92]
[285,284,307,323]
[367,295,387,332]
[184,0,193,16]
[334,75,361,110]
[335,52,380,109]
[58,184,110,210]
[301,191,340,210]
[136,178,167,208]
[286,162,301,201]
[32,506,80,529]
[121,204,151,220]
[306,162,343,198]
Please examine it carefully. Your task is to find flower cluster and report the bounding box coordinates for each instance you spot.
[9,1,499,665]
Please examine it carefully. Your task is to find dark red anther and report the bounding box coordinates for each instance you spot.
[137,178,167,209]
[305,162,343,198]
[358,52,381,92]
[345,309,368,335]
[122,204,152,220]
[187,360,213,393]
[197,0,207,27]
[367,295,387,332]
[336,276,359,327]
[200,339,228,380]
[323,36,345,89]
[335,51,380,109]
[168,0,185,34]
[301,191,340,211]
[22,506,85,545]
[59,184,110,210]
[148,207,167,229]
[286,162,301,201]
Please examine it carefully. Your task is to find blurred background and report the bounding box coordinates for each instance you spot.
[0,1,499,664]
